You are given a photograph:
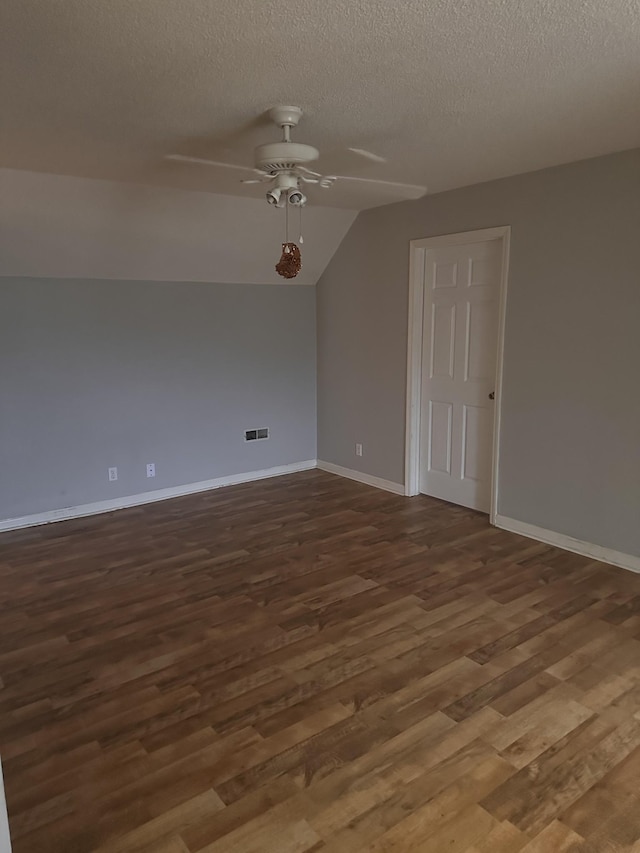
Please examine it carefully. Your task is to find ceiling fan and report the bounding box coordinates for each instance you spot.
[166,105,427,208]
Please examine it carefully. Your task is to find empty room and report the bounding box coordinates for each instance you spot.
[1,1,639,851]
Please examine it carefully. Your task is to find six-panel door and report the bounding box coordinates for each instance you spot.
[419,239,502,512]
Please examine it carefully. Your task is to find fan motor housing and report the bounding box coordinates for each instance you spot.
[255,142,319,172]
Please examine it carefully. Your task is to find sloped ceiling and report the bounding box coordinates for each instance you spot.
[1,0,639,210]
[0,169,356,285]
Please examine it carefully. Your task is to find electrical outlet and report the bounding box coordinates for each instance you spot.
[108,467,118,482]
[355,443,363,457]
[146,463,155,478]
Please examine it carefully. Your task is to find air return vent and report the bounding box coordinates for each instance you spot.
[245,428,269,442]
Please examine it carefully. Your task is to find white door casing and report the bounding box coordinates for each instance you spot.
[405,227,510,520]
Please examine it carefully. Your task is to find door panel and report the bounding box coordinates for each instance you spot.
[433,259,458,288]
[464,301,495,381]
[430,304,456,379]
[462,404,491,483]
[428,401,453,475]
[419,239,501,512]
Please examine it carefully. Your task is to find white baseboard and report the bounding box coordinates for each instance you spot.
[0,759,10,853]
[494,514,640,574]
[317,460,405,496]
[0,460,317,533]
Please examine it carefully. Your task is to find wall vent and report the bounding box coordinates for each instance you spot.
[245,428,269,442]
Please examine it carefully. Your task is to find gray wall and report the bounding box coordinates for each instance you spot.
[317,149,640,557]
[1,279,316,519]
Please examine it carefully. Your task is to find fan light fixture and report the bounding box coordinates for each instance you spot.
[165,105,427,278]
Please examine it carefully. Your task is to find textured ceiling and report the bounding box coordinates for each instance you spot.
[1,0,639,209]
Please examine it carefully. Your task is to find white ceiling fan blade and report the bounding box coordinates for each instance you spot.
[331,175,427,199]
[347,147,387,164]
[241,175,275,184]
[165,154,260,173]
[297,165,323,178]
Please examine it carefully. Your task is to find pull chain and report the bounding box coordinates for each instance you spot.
[285,196,289,245]
[275,189,302,279]
[299,204,304,244]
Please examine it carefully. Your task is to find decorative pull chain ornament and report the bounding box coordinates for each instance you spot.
[276,242,302,279]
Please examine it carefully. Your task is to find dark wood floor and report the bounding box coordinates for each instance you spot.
[1,471,640,852]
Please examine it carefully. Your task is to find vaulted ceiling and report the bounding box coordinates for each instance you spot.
[2,0,639,210]
[0,169,356,285]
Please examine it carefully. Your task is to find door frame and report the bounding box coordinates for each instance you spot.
[404,226,511,523]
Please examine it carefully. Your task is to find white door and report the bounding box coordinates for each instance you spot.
[419,239,502,512]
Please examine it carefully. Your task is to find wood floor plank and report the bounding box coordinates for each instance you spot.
[517,819,585,852]
[92,789,224,853]
[0,470,639,851]
[463,819,528,853]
